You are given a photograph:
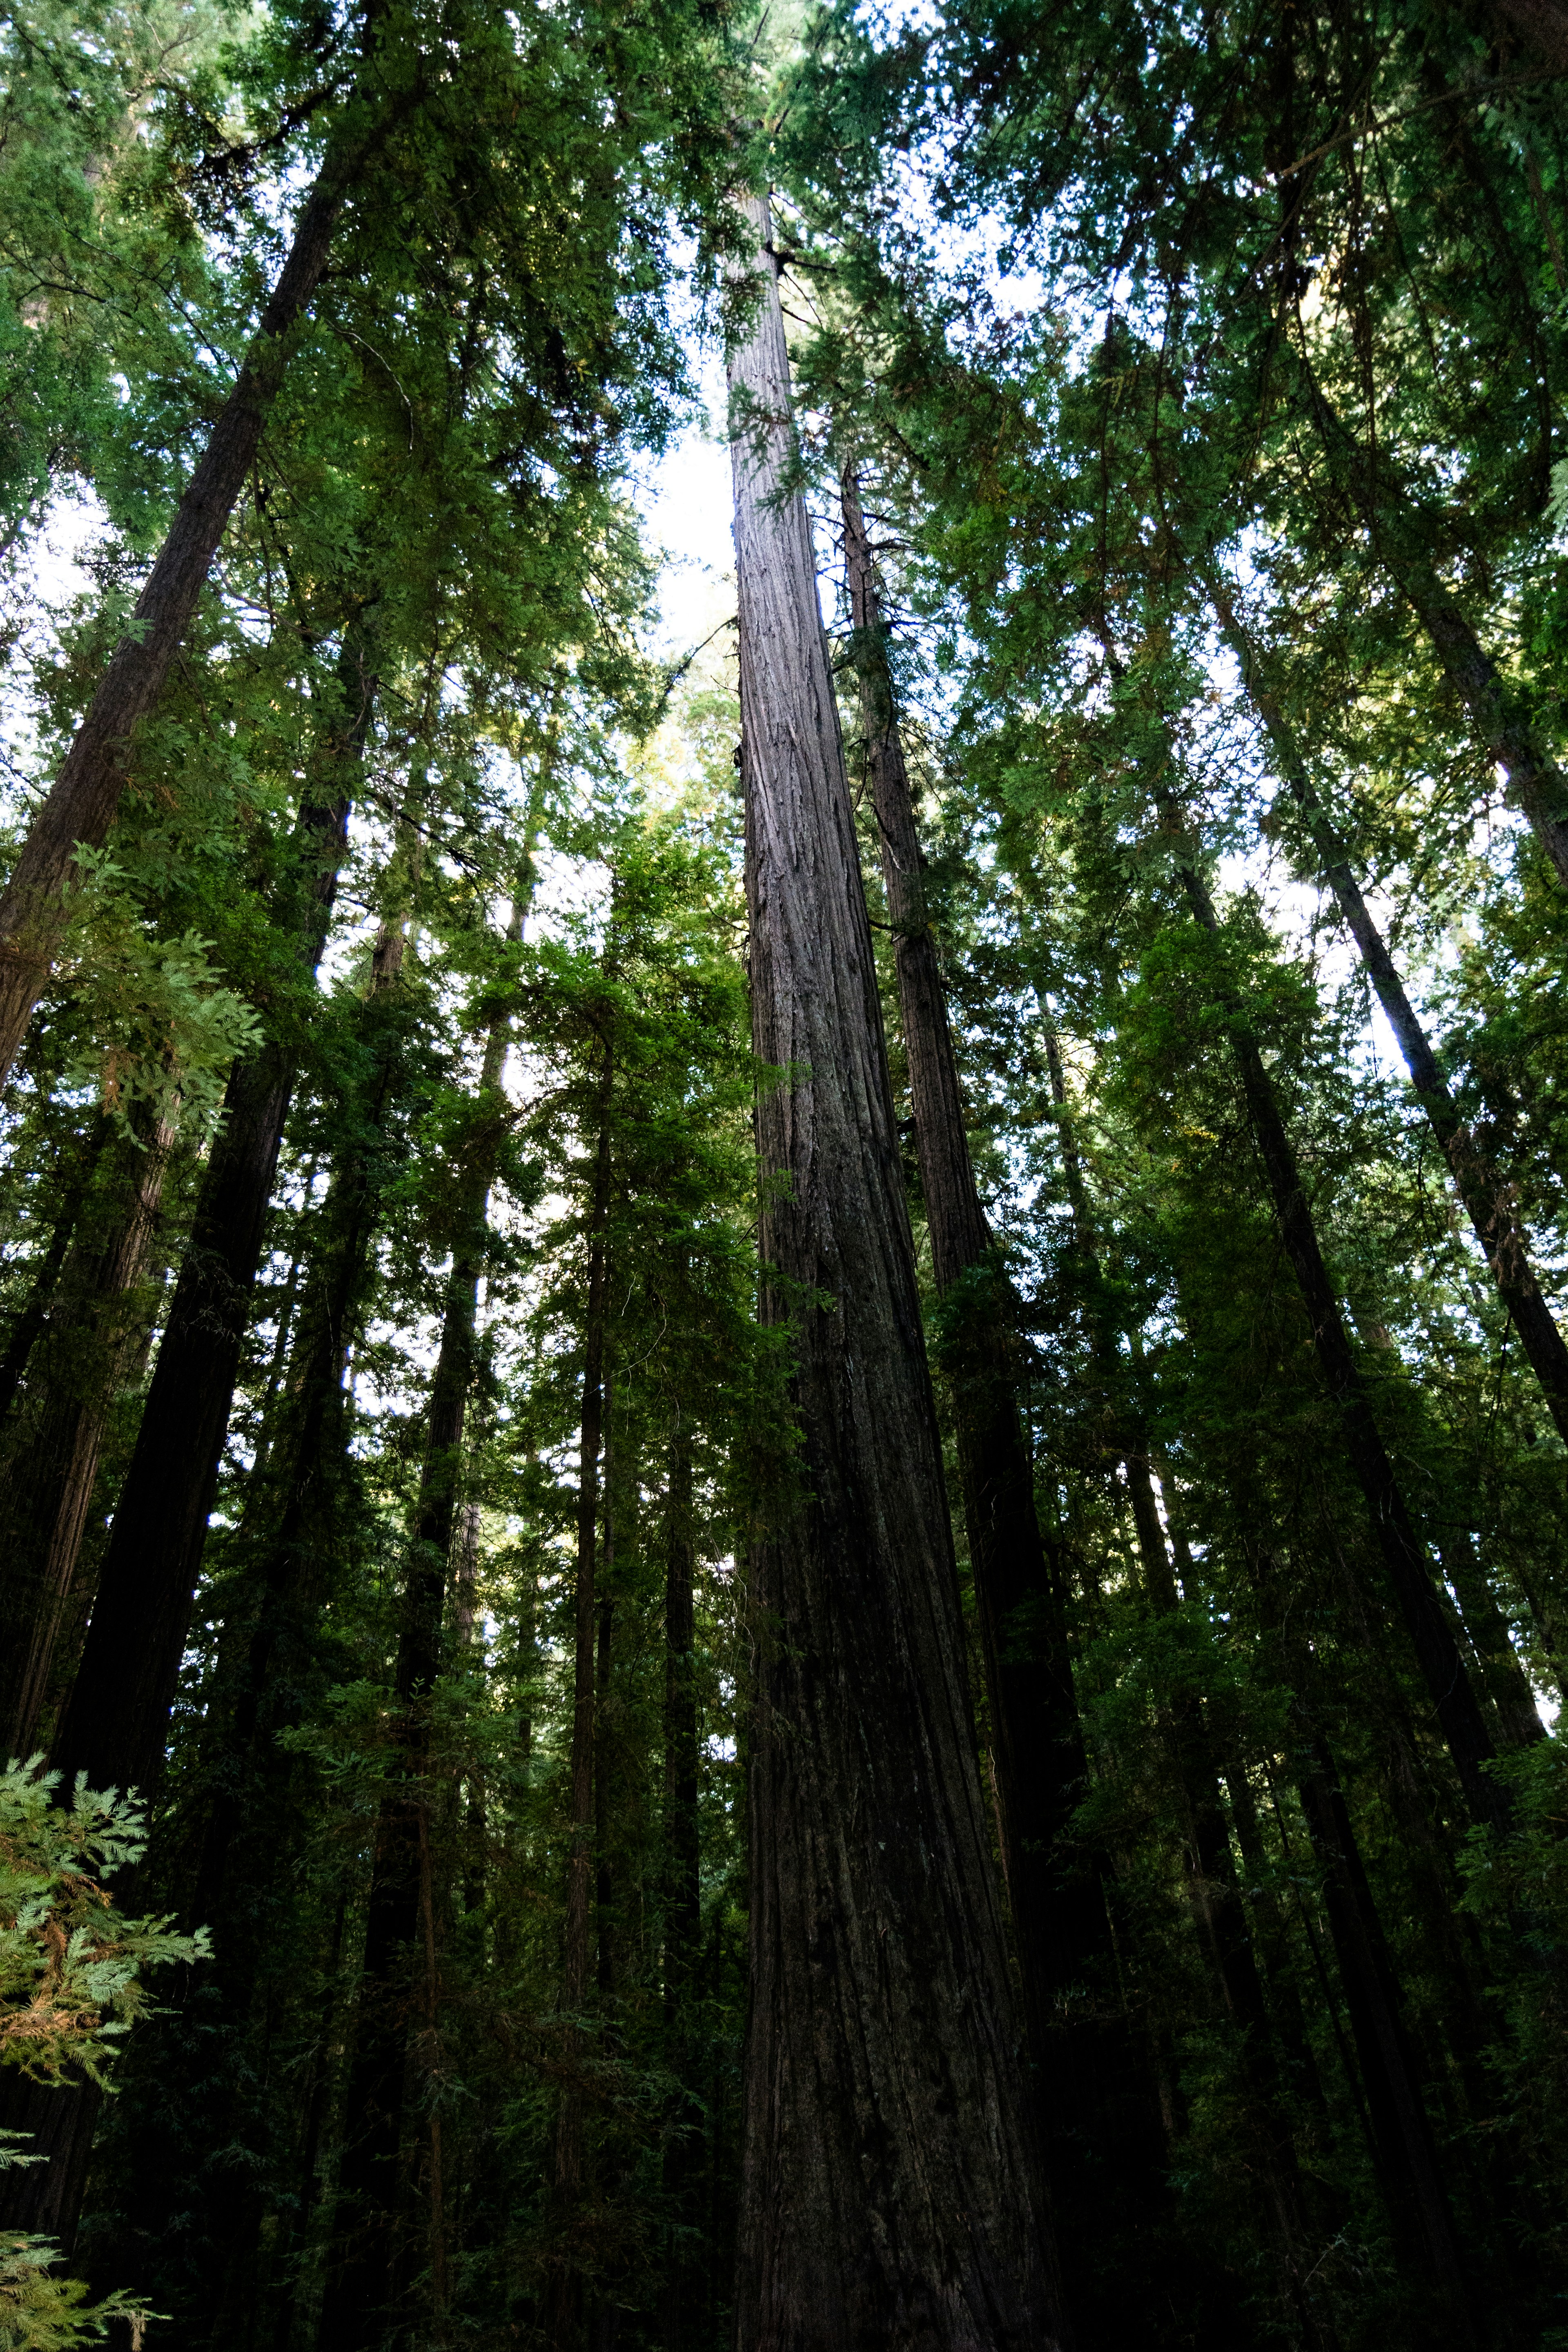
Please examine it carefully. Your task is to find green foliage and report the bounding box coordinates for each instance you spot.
[0,1760,207,2087]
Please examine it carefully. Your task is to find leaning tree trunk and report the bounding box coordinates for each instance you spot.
[0,1114,108,1430]
[1208,571,1568,1448]
[729,194,1060,2352]
[1289,355,1568,888]
[1164,822,1506,1832]
[0,637,373,2252]
[840,465,1165,2338]
[0,1111,177,1758]
[0,17,403,1082]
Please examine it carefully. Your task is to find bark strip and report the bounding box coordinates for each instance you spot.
[731,195,1059,2352]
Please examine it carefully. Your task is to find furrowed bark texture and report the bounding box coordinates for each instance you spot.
[1170,848,1505,1830]
[1210,576,1568,1447]
[731,196,1059,2352]
[842,468,1165,2334]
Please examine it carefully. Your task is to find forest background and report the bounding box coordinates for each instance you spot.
[0,0,1566,2348]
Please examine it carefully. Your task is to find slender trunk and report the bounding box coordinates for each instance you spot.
[1210,575,1568,1448]
[2,1112,177,1757]
[1437,1527,1545,1747]
[0,1114,109,1429]
[660,1420,701,2352]
[318,925,519,2352]
[0,23,402,1079]
[1222,1762,1332,2124]
[1167,832,1506,1830]
[0,637,370,2251]
[730,197,1059,2350]
[1290,357,1568,886]
[1124,1459,1334,2344]
[543,1054,614,2352]
[1295,1739,1475,2331]
[842,466,1165,2333]
[454,1502,488,1920]
[595,1394,617,2003]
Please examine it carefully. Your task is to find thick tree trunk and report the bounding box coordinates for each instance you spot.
[1,1113,176,1757]
[0,26,400,1081]
[1289,362,1568,886]
[1210,575,1568,1448]
[841,467,1165,2335]
[730,195,1060,2352]
[1168,838,1506,1831]
[0,640,370,2250]
[543,1059,613,2352]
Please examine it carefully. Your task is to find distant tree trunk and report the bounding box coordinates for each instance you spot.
[543,1051,613,2352]
[0,23,404,1082]
[0,631,373,2252]
[595,1387,618,2002]
[0,1114,108,1429]
[1209,573,1568,1448]
[841,465,1165,2335]
[1295,1737,1476,2332]
[730,195,1060,2351]
[1123,1457,1334,2346]
[1288,359,1568,887]
[319,919,521,2351]
[1,1111,177,1757]
[1437,1528,1546,1747]
[660,1419,702,2352]
[1165,825,1506,1831]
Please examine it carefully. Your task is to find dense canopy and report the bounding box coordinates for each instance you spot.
[0,2,1565,2348]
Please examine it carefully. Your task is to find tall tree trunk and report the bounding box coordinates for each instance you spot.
[1164,822,1506,1831]
[1208,572,1568,1448]
[0,1114,109,1429]
[542,1051,614,2352]
[1288,355,1568,887]
[729,195,1060,2351]
[1124,1457,1335,2345]
[1437,1527,1546,1747]
[0,633,372,2251]
[318,919,521,2352]
[1294,1736,1476,2332]
[1,1111,177,1758]
[841,465,1166,2334]
[595,1384,617,2004]
[660,1418,702,2352]
[0,22,404,1080]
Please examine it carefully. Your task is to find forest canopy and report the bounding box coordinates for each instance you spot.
[0,1,1565,2348]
